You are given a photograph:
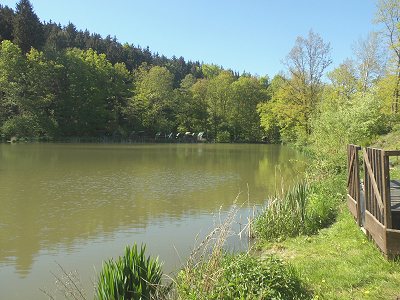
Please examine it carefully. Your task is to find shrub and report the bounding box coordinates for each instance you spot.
[96,244,163,300]
[177,253,310,300]
[216,130,231,143]
[310,92,386,173]
[1,114,40,139]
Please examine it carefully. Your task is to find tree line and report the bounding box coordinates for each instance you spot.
[0,38,269,141]
[0,0,269,142]
[1,0,399,146]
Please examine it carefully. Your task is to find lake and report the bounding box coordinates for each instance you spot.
[0,143,305,299]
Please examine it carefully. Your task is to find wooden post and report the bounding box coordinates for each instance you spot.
[355,147,361,226]
[382,151,392,229]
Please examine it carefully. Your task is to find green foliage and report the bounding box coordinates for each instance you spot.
[201,64,221,79]
[264,30,331,144]
[56,48,111,136]
[310,91,387,172]
[0,5,14,41]
[376,73,399,114]
[216,130,231,143]
[1,114,40,138]
[177,253,310,300]
[0,39,269,141]
[327,60,358,101]
[13,0,44,53]
[0,40,25,127]
[128,65,175,134]
[258,74,310,144]
[254,183,311,240]
[175,74,208,133]
[205,70,235,139]
[230,76,266,142]
[96,244,163,300]
[254,178,342,241]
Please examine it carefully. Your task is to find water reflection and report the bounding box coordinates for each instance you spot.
[0,143,304,298]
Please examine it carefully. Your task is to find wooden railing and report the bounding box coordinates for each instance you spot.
[363,147,389,226]
[347,145,400,257]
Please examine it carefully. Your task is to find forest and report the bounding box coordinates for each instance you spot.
[0,0,399,149]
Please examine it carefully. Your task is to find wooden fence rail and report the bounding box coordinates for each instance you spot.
[347,145,400,257]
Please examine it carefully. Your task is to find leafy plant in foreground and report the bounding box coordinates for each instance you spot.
[96,244,163,300]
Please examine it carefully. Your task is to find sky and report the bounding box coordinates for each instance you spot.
[1,0,378,77]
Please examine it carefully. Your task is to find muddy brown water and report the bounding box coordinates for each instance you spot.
[0,143,305,299]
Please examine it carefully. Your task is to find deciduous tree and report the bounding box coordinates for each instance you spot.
[375,0,400,112]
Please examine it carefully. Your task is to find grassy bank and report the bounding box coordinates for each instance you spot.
[259,206,400,299]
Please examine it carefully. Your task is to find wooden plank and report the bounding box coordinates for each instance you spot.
[372,149,379,220]
[355,164,362,225]
[371,148,377,218]
[347,150,356,187]
[349,144,361,150]
[364,156,370,212]
[368,148,376,217]
[382,153,392,228]
[363,149,384,213]
[347,145,362,225]
[386,229,400,255]
[376,149,384,223]
[384,150,400,156]
[365,148,370,212]
[347,194,358,219]
[365,210,387,253]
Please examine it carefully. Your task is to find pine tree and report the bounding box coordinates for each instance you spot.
[0,5,15,42]
[13,0,44,53]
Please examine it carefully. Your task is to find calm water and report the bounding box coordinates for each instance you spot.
[0,143,305,299]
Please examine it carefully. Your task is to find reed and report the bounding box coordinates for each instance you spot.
[253,182,311,240]
[96,244,163,300]
[253,176,342,241]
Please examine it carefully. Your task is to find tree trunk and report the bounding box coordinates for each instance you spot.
[393,59,400,114]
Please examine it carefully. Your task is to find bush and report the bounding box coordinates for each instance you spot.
[310,92,386,173]
[1,114,59,140]
[96,244,163,300]
[177,253,310,300]
[216,130,231,143]
[1,114,40,139]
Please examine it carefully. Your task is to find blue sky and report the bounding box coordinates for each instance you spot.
[2,0,378,77]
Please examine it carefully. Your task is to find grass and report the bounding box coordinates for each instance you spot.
[259,206,400,299]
